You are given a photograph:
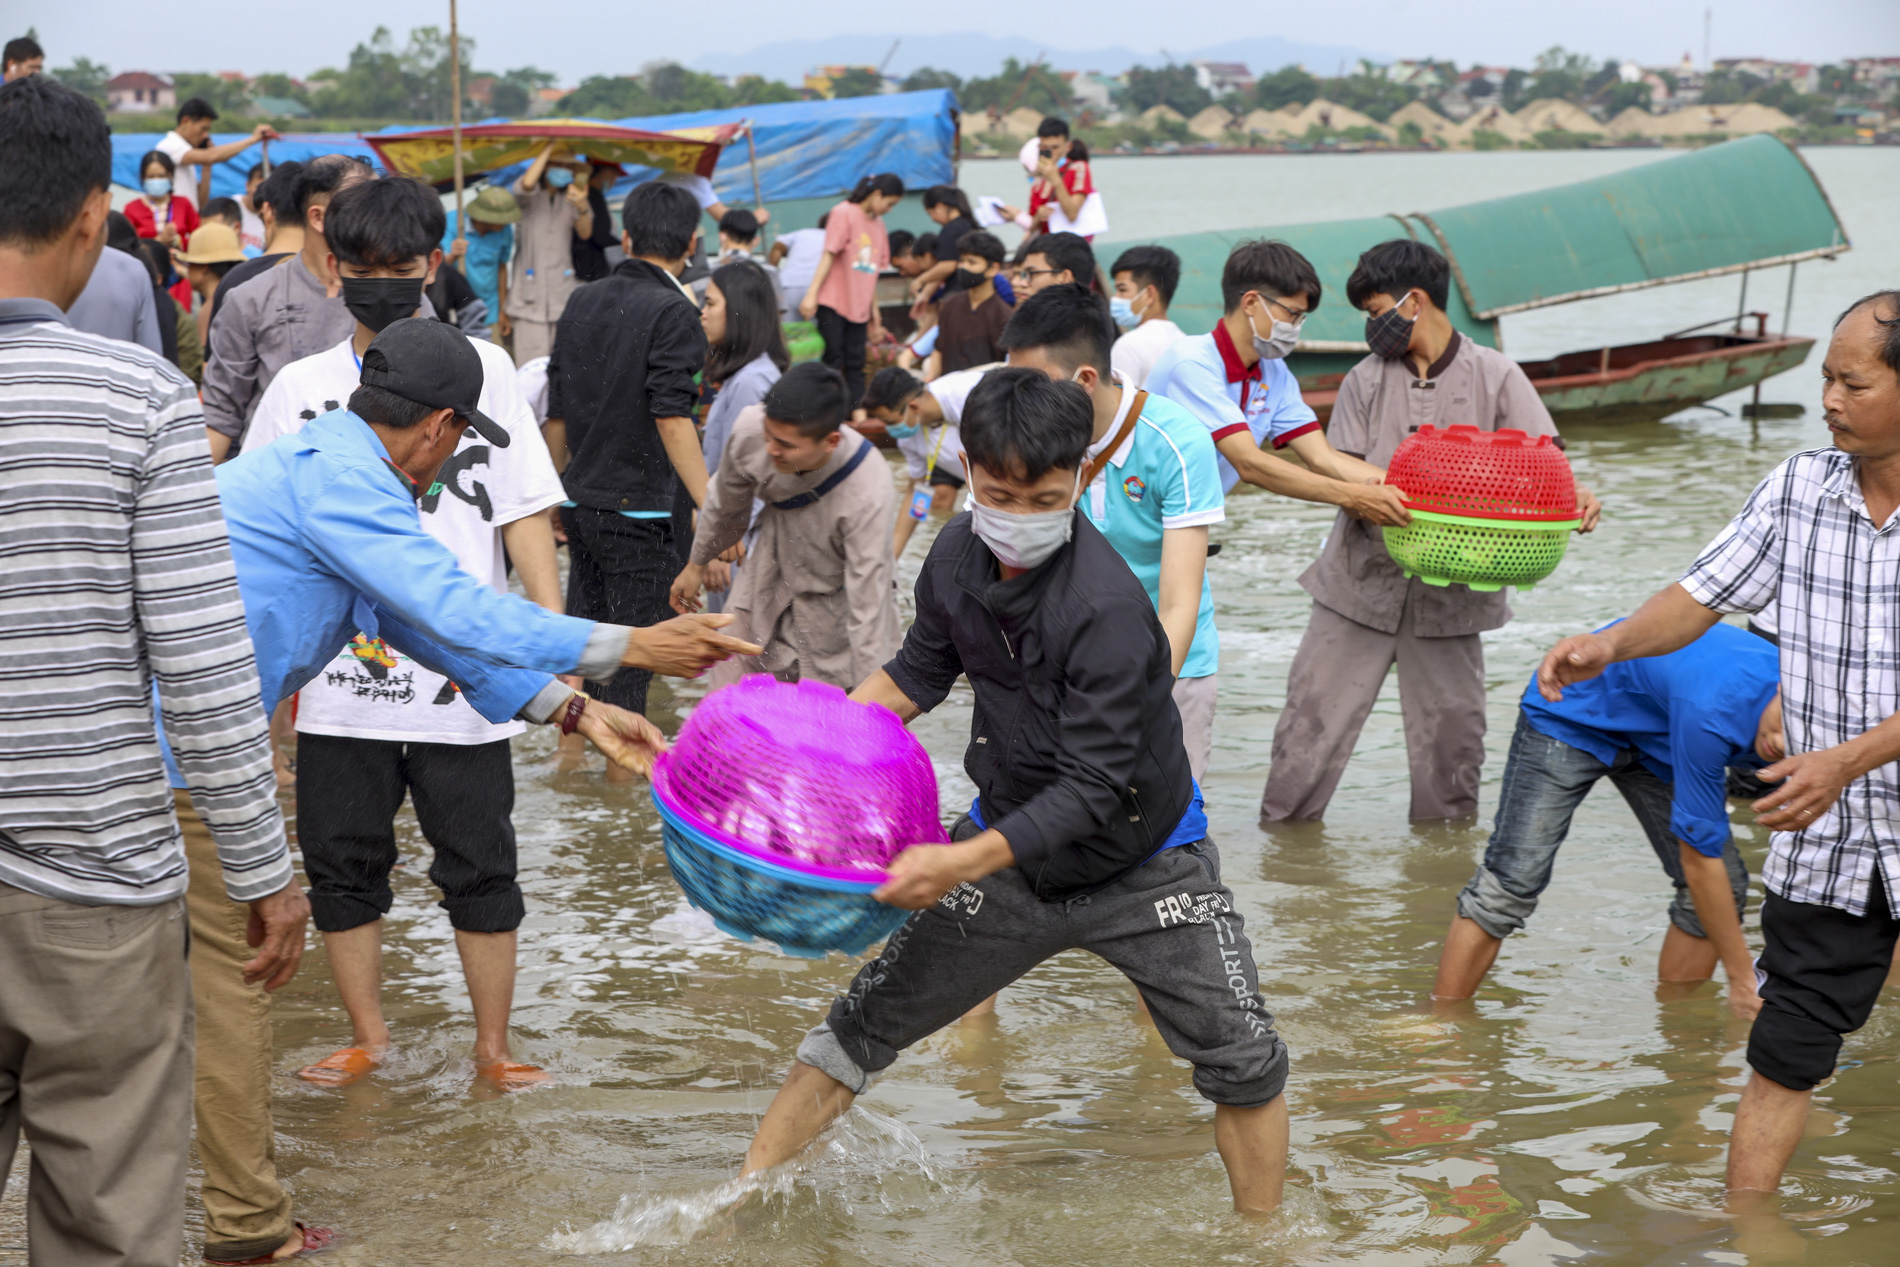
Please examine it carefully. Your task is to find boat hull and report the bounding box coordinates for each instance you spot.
[1297,333,1814,428]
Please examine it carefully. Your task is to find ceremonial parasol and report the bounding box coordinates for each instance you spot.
[364,118,744,187]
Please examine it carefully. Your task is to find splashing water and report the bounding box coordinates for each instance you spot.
[545,1106,939,1253]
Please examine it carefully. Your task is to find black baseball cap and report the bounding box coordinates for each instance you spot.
[358,318,509,448]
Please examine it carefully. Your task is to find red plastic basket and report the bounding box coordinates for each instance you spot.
[1385,425,1577,523]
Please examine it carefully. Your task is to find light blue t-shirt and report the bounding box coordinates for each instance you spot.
[442,211,514,332]
[1084,386,1225,680]
[1145,323,1320,493]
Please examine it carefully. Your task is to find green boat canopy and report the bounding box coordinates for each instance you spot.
[1416,135,1850,318]
[1122,135,1849,355]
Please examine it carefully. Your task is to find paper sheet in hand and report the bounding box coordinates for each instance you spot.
[974,195,1009,228]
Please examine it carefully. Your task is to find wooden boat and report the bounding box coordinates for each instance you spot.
[1146,135,1850,425]
[1298,319,1816,427]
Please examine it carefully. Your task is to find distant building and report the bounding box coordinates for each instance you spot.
[1716,58,1820,94]
[1061,70,1120,114]
[1384,60,1446,90]
[250,95,311,120]
[105,71,175,114]
[1849,57,1900,100]
[1190,61,1254,99]
[530,86,563,118]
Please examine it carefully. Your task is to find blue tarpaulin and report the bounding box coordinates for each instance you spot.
[604,90,958,203]
[111,90,958,208]
[110,132,380,200]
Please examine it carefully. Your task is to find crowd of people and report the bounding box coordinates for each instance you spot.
[3,58,1900,1265]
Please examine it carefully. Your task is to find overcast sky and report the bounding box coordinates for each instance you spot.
[21,0,1900,83]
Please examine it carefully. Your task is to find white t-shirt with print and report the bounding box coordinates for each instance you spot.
[242,335,567,744]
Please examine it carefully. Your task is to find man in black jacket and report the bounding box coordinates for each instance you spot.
[545,181,709,725]
[736,369,1291,1212]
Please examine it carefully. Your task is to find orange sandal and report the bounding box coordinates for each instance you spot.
[296,1047,380,1087]
[475,1060,551,1091]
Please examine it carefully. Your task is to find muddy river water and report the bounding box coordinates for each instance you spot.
[16,147,1900,1267]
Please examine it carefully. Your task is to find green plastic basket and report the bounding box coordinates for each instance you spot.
[1383,509,1581,592]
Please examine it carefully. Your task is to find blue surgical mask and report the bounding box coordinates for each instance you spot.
[1109,296,1141,331]
[545,168,574,189]
[142,176,172,199]
[885,420,920,440]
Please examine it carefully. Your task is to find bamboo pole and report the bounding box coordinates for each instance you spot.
[743,121,768,247]
[449,0,466,272]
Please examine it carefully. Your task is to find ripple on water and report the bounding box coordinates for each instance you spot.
[544,1105,939,1253]
[1627,1164,1876,1222]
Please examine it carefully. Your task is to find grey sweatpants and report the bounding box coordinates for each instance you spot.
[1261,598,1486,823]
[802,831,1289,1108]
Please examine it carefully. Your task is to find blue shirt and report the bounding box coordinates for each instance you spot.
[1084,386,1225,680]
[968,783,1208,855]
[1145,321,1320,494]
[215,408,593,724]
[442,212,513,331]
[1519,622,1778,857]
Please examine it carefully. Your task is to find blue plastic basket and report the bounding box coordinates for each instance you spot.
[651,787,909,959]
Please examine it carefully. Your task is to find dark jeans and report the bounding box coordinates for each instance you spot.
[815,304,869,410]
[1750,883,1900,1090]
[295,733,521,934]
[1456,713,1748,940]
[560,505,677,713]
[801,822,1288,1108]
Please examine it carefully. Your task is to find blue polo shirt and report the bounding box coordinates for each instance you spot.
[1518,622,1778,857]
[1145,319,1320,493]
[442,211,513,331]
[1084,383,1225,680]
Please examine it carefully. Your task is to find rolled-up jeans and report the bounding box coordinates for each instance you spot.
[1456,713,1748,940]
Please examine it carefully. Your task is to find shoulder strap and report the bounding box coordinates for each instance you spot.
[1080,390,1147,490]
[771,439,874,511]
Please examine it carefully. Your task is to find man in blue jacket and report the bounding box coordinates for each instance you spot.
[215,317,759,757]
[1433,621,1782,1019]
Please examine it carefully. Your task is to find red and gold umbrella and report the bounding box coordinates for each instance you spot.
[365,118,743,186]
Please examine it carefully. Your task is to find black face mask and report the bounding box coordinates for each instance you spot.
[340,277,425,335]
[954,267,984,290]
[1364,295,1418,361]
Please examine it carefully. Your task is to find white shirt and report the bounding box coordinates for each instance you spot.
[1111,318,1186,390]
[516,355,551,425]
[775,228,828,311]
[241,336,566,744]
[155,130,203,209]
[1681,447,1900,916]
[659,171,721,210]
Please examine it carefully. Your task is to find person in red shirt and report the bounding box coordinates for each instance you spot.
[1001,118,1094,239]
[124,150,199,251]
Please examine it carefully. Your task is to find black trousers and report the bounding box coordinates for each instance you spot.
[1749,882,1900,1090]
[296,733,521,934]
[560,505,677,713]
[815,304,869,410]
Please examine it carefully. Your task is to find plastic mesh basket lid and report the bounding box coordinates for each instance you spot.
[1386,425,1577,523]
[1383,510,1577,592]
[655,675,946,875]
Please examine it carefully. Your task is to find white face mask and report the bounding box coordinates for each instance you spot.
[1247,305,1301,361]
[967,463,1082,570]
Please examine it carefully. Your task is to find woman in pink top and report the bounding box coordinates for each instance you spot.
[798,172,903,413]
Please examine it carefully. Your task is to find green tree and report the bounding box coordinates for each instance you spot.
[172,73,254,117]
[960,58,1072,116]
[309,26,473,120]
[642,62,734,112]
[1317,62,1411,121]
[1499,68,1530,111]
[1597,80,1652,114]
[1251,64,1319,111]
[733,75,802,105]
[559,75,658,118]
[901,67,961,93]
[51,56,110,104]
[829,67,884,99]
[1122,63,1212,116]
[485,65,556,117]
[248,73,309,107]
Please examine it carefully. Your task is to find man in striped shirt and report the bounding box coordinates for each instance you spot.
[1537,290,1900,1197]
[0,76,309,1265]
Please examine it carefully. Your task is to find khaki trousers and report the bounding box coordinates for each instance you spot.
[0,881,192,1267]
[177,791,297,1262]
[1171,673,1218,785]
[511,318,555,366]
[1261,598,1487,823]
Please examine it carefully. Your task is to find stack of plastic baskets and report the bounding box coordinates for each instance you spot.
[1381,425,1581,592]
[648,675,944,958]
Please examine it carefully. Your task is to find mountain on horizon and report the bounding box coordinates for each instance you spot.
[688,32,1388,85]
